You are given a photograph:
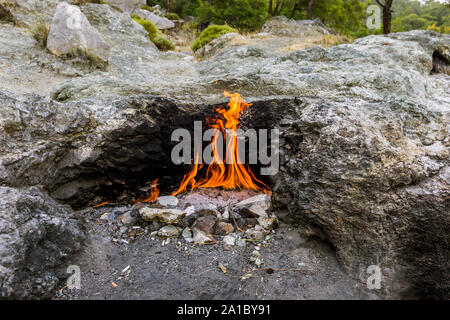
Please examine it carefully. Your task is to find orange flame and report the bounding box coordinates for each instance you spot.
[172,91,268,196]
[134,178,160,203]
[94,201,110,208]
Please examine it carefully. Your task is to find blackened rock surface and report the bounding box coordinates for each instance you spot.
[0,91,206,207]
[0,186,85,299]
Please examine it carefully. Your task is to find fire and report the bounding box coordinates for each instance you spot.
[172,91,268,196]
[134,178,160,203]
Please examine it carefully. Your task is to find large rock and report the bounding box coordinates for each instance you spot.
[132,8,175,30]
[47,2,110,63]
[0,186,84,299]
[262,16,334,37]
[0,0,61,27]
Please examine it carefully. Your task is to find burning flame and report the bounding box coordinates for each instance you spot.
[172,91,268,196]
[134,178,160,203]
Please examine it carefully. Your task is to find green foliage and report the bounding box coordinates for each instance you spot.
[141,5,154,12]
[132,16,158,39]
[132,15,175,51]
[197,0,268,31]
[144,0,449,37]
[391,0,450,34]
[191,24,238,52]
[153,34,176,51]
[165,12,181,20]
[172,0,203,17]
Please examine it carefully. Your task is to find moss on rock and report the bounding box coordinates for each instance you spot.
[191,25,237,52]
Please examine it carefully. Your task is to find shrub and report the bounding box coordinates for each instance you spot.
[164,12,181,21]
[427,23,441,33]
[141,5,154,12]
[153,34,175,51]
[132,15,175,51]
[132,16,158,39]
[191,24,237,52]
[31,18,50,46]
[197,0,268,32]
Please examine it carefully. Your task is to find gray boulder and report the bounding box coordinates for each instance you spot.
[0,186,84,299]
[132,8,175,30]
[47,2,110,63]
[0,0,61,27]
[262,16,335,36]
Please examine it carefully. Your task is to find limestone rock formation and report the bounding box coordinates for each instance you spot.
[0,186,85,299]
[132,8,175,30]
[0,7,449,298]
[47,2,110,63]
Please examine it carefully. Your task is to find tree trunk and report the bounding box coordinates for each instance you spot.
[382,0,393,34]
[307,0,314,20]
[274,0,281,16]
[269,0,273,16]
[166,0,172,13]
[290,2,299,19]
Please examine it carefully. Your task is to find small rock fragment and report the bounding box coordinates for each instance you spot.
[157,195,179,207]
[214,221,235,235]
[119,211,139,225]
[236,238,246,247]
[157,225,181,238]
[192,228,215,244]
[218,263,227,274]
[248,204,268,218]
[221,207,230,220]
[176,213,198,228]
[181,227,194,243]
[250,250,264,267]
[100,212,115,222]
[245,226,267,240]
[257,217,278,230]
[148,221,162,232]
[235,194,271,211]
[140,207,185,224]
[223,235,236,246]
[184,205,195,216]
[192,215,217,235]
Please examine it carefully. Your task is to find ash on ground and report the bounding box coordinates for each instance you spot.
[54,190,378,300]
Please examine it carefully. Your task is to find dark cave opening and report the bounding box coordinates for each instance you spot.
[431,50,449,75]
[51,97,285,209]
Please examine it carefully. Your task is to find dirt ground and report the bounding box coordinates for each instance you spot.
[54,207,378,300]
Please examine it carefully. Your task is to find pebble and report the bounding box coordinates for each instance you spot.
[182,227,194,243]
[157,225,181,238]
[235,194,271,210]
[157,195,179,207]
[184,206,195,216]
[139,207,185,224]
[223,235,236,246]
[119,211,138,225]
[100,212,115,222]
